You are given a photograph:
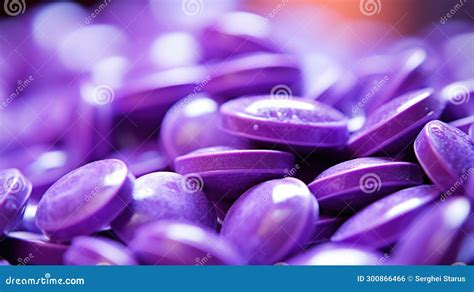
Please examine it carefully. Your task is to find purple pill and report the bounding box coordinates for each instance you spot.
[449,116,474,134]
[220,96,349,150]
[414,120,474,198]
[36,159,135,242]
[200,12,277,61]
[391,197,471,265]
[0,169,32,236]
[64,236,137,265]
[347,88,445,157]
[221,178,319,265]
[111,172,216,243]
[0,231,67,265]
[174,147,295,200]
[206,53,302,100]
[308,157,423,214]
[130,221,243,265]
[160,95,245,161]
[331,185,439,248]
[440,78,474,121]
[0,260,9,265]
[287,243,382,265]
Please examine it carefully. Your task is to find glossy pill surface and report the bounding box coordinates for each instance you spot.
[221,178,319,265]
[36,159,135,242]
[308,157,423,214]
[111,171,216,243]
[220,96,349,149]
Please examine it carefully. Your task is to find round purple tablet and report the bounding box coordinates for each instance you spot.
[331,185,439,248]
[130,221,243,265]
[440,78,474,121]
[111,172,216,243]
[220,96,349,149]
[206,53,302,100]
[308,157,423,214]
[0,260,9,265]
[174,146,295,200]
[0,231,67,265]
[347,88,445,157]
[0,169,32,236]
[221,178,319,265]
[391,197,471,265]
[160,94,245,161]
[287,243,382,265]
[64,236,137,265]
[35,159,135,242]
[414,120,474,198]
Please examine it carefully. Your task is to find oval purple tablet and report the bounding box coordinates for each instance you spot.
[130,221,243,265]
[347,88,445,157]
[35,159,135,242]
[287,243,382,265]
[160,95,244,161]
[0,260,9,265]
[206,53,302,100]
[0,231,67,265]
[414,120,474,198]
[111,171,216,243]
[64,236,137,265]
[331,185,439,248]
[174,147,295,200]
[220,96,349,149]
[308,157,423,214]
[391,197,471,265]
[0,169,32,236]
[221,178,319,265]
[440,78,474,121]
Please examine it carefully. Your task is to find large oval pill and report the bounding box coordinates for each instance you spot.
[347,88,445,157]
[331,185,439,248]
[308,157,423,214]
[174,146,295,201]
[111,171,216,243]
[220,96,349,150]
[414,120,474,198]
[36,159,135,242]
[130,221,243,265]
[221,177,319,264]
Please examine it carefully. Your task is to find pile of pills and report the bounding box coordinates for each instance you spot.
[0,2,473,265]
